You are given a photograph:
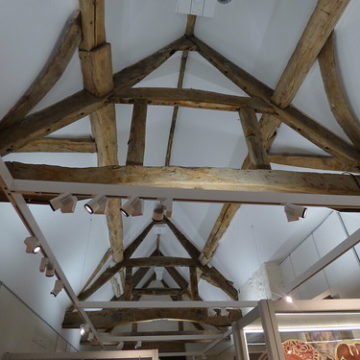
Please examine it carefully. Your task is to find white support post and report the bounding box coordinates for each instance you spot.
[0,157,101,344]
[232,321,250,360]
[259,300,285,360]
[284,226,360,294]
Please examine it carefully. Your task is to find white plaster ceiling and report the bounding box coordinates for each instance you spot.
[1,0,360,308]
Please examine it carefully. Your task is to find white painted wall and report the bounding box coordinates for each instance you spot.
[280,211,360,299]
[0,283,77,357]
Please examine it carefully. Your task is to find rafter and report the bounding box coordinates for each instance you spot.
[0,10,82,130]
[63,307,241,328]
[273,0,351,107]
[191,36,360,164]
[77,222,154,300]
[112,87,271,113]
[79,248,112,294]
[165,267,189,290]
[0,91,106,156]
[319,31,360,148]
[165,218,238,300]
[268,154,360,173]
[198,1,354,268]
[16,137,97,153]
[113,36,196,90]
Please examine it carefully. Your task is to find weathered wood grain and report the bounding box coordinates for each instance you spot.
[112,87,271,113]
[319,32,360,148]
[0,10,81,129]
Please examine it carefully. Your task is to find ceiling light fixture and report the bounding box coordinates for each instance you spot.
[39,257,49,273]
[285,295,293,303]
[284,204,308,222]
[160,198,173,217]
[153,205,165,222]
[120,197,144,217]
[24,236,41,254]
[84,195,107,215]
[45,262,55,277]
[80,324,89,336]
[50,193,78,213]
[50,279,63,297]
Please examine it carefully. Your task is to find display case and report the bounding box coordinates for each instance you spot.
[234,299,360,360]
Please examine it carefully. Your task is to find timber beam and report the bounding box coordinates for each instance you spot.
[16,137,97,153]
[7,162,360,198]
[0,91,106,156]
[165,218,238,300]
[190,36,360,165]
[198,0,353,270]
[123,256,196,268]
[63,308,241,328]
[0,10,82,130]
[111,87,272,113]
[132,288,185,296]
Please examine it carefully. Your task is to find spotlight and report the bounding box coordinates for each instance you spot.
[120,197,143,217]
[284,204,307,222]
[50,279,63,297]
[80,324,89,336]
[153,205,165,222]
[39,257,49,273]
[45,262,55,277]
[50,193,77,213]
[220,308,228,317]
[160,198,173,217]
[285,295,293,303]
[24,236,41,254]
[135,340,142,349]
[84,195,107,214]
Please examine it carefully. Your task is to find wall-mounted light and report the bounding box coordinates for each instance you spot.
[24,236,41,254]
[80,324,89,336]
[284,204,307,222]
[153,205,165,222]
[39,257,49,273]
[120,197,143,217]
[84,195,107,214]
[160,198,173,217]
[50,279,63,297]
[45,262,55,277]
[50,193,77,213]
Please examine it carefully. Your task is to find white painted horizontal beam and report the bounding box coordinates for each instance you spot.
[284,227,360,294]
[203,328,233,354]
[101,333,224,342]
[78,300,258,309]
[6,351,158,360]
[273,298,360,313]
[159,353,202,357]
[12,178,360,208]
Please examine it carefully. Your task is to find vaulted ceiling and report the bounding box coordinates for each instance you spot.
[1,0,360,355]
